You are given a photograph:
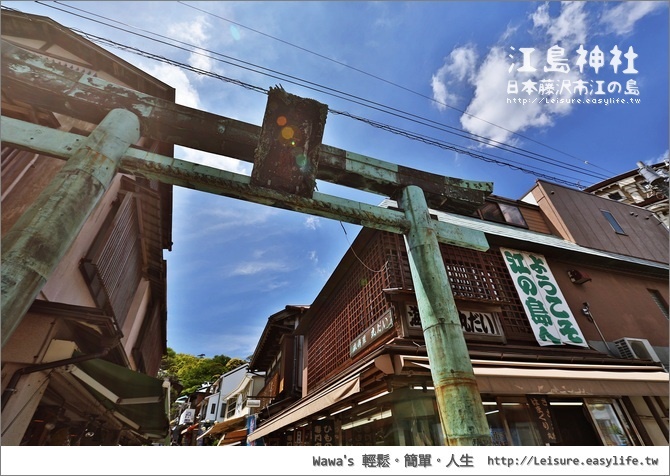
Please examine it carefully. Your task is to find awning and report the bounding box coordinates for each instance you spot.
[400,356,669,397]
[197,425,214,440]
[207,415,246,437]
[181,423,199,435]
[247,373,360,442]
[218,428,248,446]
[69,358,169,438]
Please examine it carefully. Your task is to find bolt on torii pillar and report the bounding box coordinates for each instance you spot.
[253,87,492,445]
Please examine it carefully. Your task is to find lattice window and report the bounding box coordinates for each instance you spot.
[439,243,533,341]
[306,234,396,388]
[80,192,143,329]
[306,232,536,389]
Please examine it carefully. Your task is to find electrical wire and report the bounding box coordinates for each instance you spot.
[339,222,387,274]
[5,3,607,187]
[176,0,611,175]
[48,0,609,181]
[71,31,590,187]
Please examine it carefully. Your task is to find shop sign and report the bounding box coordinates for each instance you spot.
[406,303,503,338]
[500,248,587,347]
[526,395,557,444]
[312,419,335,446]
[460,310,503,336]
[350,310,393,357]
[179,408,195,425]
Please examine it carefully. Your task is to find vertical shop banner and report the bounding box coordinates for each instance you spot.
[246,414,264,446]
[500,248,587,347]
[526,395,558,444]
[312,419,335,446]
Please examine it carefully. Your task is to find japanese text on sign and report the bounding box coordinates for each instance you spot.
[526,395,557,444]
[500,248,587,347]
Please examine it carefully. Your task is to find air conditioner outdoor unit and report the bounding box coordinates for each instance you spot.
[614,337,661,362]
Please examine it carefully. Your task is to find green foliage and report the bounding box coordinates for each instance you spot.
[160,348,248,396]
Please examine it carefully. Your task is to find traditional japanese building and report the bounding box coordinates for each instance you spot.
[247,186,669,446]
[1,10,174,445]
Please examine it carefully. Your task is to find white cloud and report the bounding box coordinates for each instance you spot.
[188,47,215,75]
[143,63,201,109]
[200,327,264,358]
[167,15,210,45]
[304,216,321,230]
[431,45,478,110]
[435,1,661,146]
[176,146,251,175]
[230,261,291,276]
[199,206,278,231]
[644,149,670,166]
[601,1,665,36]
[531,2,588,50]
[430,74,457,111]
[172,200,280,244]
[459,47,576,145]
[500,23,519,42]
[166,15,216,75]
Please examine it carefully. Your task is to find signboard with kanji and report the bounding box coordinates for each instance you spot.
[312,419,335,446]
[349,310,393,357]
[500,248,587,347]
[526,395,558,444]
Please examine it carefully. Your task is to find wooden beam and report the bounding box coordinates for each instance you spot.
[1,116,489,252]
[1,39,492,214]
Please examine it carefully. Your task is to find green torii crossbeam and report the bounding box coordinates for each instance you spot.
[1,39,493,445]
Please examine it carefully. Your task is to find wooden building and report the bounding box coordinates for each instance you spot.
[1,10,174,445]
[247,187,669,446]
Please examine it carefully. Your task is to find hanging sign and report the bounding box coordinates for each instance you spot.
[350,309,393,357]
[312,419,335,446]
[526,395,558,444]
[500,248,587,347]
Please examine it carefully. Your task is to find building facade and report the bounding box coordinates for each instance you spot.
[1,11,174,445]
[583,161,669,227]
[247,187,669,446]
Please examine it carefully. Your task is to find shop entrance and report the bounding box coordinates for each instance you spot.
[552,404,601,445]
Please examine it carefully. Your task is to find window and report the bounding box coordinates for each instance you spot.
[210,403,216,415]
[600,209,626,234]
[607,192,624,201]
[478,202,528,228]
[80,192,143,328]
[584,399,635,446]
[648,289,669,319]
[226,397,237,419]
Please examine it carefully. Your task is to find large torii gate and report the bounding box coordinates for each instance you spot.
[1,40,493,445]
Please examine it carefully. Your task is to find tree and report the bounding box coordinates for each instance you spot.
[160,349,248,396]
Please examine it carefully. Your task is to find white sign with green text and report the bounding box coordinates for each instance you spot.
[500,248,587,347]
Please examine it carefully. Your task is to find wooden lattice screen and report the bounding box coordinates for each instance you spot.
[306,231,535,389]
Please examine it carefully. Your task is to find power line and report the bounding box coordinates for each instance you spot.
[38,1,609,181]
[176,0,615,175]
[10,4,602,187]
[70,32,592,188]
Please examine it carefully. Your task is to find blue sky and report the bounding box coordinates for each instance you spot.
[6,1,669,359]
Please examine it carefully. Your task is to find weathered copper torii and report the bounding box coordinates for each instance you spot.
[1,40,492,445]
